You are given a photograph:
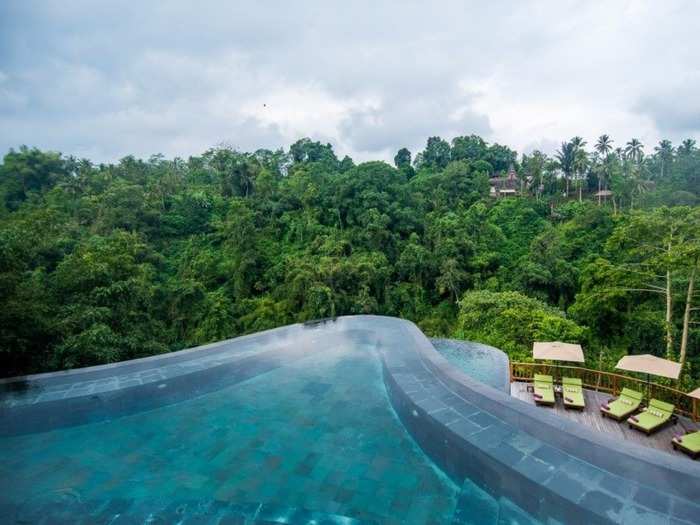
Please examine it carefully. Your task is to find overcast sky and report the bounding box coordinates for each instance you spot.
[1,1,699,163]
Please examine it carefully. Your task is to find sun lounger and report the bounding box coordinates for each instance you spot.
[533,374,555,406]
[672,430,700,460]
[562,377,585,410]
[600,387,643,421]
[627,399,675,435]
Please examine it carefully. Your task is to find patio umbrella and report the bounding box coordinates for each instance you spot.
[615,354,681,401]
[533,341,585,363]
[688,388,700,422]
[533,341,584,381]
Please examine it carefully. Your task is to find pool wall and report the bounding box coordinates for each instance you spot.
[380,318,700,525]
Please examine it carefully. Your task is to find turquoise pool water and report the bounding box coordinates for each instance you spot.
[0,319,538,524]
[431,339,510,393]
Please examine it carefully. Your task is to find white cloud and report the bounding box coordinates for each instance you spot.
[1,0,699,162]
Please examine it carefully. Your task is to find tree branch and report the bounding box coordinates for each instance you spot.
[608,287,666,295]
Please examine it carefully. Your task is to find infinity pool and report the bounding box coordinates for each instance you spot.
[0,318,537,524]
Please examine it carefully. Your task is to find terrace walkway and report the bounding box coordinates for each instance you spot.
[511,381,700,457]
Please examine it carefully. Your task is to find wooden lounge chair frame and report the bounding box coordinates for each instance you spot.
[627,399,677,435]
[562,377,585,411]
[672,431,700,460]
[600,388,643,422]
[533,374,555,407]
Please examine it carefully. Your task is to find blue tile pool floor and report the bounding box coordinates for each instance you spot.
[0,335,538,524]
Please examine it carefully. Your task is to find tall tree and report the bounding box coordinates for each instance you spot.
[420,137,451,170]
[451,135,489,164]
[394,148,411,170]
[0,146,67,210]
[521,151,547,200]
[625,138,644,164]
[571,137,588,202]
[594,135,614,203]
[677,209,700,369]
[678,139,697,156]
[595,135,614,157]
[654,140,674,180]
[604,207,696,359]
[555,141,576,197]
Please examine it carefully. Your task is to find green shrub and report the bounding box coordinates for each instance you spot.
[454,290,587,362]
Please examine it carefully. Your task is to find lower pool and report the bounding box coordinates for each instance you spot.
[431,339,510,393]
[0,318,537,524]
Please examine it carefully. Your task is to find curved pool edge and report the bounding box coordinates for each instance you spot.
[379,317,700,525]
[0,321,307,388]
[2,315,699,525]
[0,321,376,435]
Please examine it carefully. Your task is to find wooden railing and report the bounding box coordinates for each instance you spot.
[510,362,698,421]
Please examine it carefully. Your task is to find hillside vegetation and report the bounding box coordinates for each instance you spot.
[1,136,698,386]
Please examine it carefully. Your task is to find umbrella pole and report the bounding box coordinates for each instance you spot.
[647,373,650,404]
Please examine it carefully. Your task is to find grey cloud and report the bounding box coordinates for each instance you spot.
[339,92,491,154]
[1,1,700,162]
[635,76,700,137]
[522,138,561,156]
[641,100,700,136]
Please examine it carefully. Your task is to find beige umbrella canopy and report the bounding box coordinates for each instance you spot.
[688,388,700,422]
[615,354,681,380]
[616,354,681,401]
[533,342,585,363]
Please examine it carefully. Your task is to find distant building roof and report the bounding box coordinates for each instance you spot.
[594,190,613,197]
[490,165,519,190]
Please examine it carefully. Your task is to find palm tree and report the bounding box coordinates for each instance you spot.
[655,139,673,155]
[625,138,644,164]
[654,139,674,179]
[678,138,697,156]
[594,135,614,202]
[595,134,613,157]
[523,150,547,200]
[555,142,576,197]
[568,137,588,202]
[629,169,651,209]
[571,136,586,148]
[573,146,589,202]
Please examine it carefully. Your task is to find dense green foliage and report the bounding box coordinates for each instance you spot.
[1,136,699,386]
[456,291,587,362]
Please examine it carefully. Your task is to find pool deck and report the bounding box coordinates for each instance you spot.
[511,381,700,457]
